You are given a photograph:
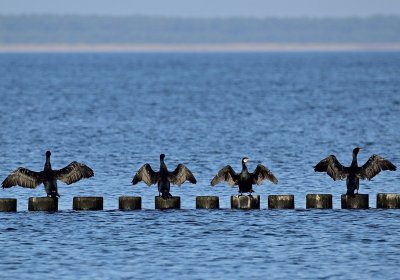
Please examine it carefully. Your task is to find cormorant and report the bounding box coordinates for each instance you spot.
[314,147,396,195]
[132,154,197,198]
[2,151,94,198]
[211,157,278,195]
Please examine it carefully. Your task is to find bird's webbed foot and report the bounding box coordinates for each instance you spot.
[161,193,173,199]
[47,193,59,200]
[346,191,356,198]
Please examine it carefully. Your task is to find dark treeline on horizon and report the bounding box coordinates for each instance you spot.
[0,15,399,44]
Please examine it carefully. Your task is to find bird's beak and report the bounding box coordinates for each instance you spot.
[359,148,363,152]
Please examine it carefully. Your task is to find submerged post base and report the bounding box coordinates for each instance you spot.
[341,194,369,209]
[73,196,103,210]
[119,196,142,210]
[377,193,400,209]
[268,195,294,209]
[155,196,180,209]
[0,198,17,212]
[306,194,333,209]
[231,195,260,209]
[196,196,219,209]
[28,197,58,211]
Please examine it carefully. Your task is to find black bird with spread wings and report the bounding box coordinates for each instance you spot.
[211,157,278,195]
[2,151,94,198]
[314,147,396,195]
[132,154,197,198]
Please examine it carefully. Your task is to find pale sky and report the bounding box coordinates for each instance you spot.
[0,0,399,17]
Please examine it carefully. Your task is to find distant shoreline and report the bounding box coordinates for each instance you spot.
[1,43,400,53]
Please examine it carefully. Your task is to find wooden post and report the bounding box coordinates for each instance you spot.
[196,196,219,209]
[73,197,103,210]
[119,196,142,210]
[377,193,400,209]
[0,198,17,212]
[155,196,180,209]
[268,195,295,209]
[306,194,333,209]
[341,194,369,209]
[28,197,58,211]
[231,195,260,209]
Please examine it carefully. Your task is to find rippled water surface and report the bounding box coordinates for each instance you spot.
[0,53,399,279]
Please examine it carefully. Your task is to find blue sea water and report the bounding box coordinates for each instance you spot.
[0,52,399,279]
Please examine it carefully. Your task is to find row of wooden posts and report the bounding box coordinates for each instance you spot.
[1,193,400,212]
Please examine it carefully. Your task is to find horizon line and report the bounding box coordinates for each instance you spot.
[1,43,400,53]
[1,13,400,20]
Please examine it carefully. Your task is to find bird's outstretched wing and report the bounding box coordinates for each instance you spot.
[252,164,278,185]
[2,168,43,189]
[314,155,349,180]
[211,165,238,187]
[132,164,159,186]
[358,154,396,180]
[54,161,94,185]
[168,164,197,186]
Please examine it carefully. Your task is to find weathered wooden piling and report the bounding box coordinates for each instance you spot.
[268,195,295,209]
[341,194,369,209]
[155,196,180,209]
[377,193,400,209]
[0,198,17,212]
[119,196,142,210]
[306,194,333,209]
[28,197,58,211]
[196,196,219,209]
[73,196,103,210]
[231,195,260,209]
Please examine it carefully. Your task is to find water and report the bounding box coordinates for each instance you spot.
[0,52,399,279]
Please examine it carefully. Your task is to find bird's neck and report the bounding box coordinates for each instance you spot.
[160,160,167,171]
[242,162,248,173]
[44,156,52,171]
[351,152,358,167]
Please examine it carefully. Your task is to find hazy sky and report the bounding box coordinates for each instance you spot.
[0,0,399,17]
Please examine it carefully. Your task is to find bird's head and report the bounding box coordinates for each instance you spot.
[242,157,249,164]
[160,154,165,161]
[353,147,362,155]
[46,151,51,157]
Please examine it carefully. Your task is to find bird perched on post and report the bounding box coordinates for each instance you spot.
[132,154,197,198]
[2,151,94,198]
[314,147,396,195]
[211,157,278,195]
